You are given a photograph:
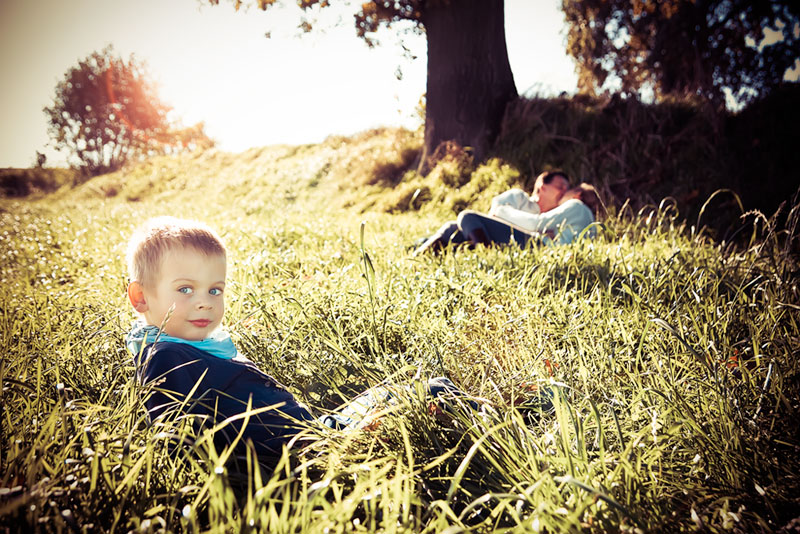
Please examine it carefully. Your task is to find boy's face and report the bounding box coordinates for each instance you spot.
[128,246,226,341]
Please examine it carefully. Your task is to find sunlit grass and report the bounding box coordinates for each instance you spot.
[1,130,799,532]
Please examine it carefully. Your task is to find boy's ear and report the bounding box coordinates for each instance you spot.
[127,281,149,313]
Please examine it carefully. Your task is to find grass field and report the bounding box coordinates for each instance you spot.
[1,131,799,533]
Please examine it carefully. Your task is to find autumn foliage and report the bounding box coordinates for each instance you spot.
[44,46,212,177]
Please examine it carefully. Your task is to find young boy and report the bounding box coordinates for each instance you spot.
[125,216,315,462]
[126,217,478,466]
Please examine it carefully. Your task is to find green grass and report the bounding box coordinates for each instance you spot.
[1,130,799,533]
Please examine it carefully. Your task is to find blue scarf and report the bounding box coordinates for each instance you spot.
[126,321,238,360]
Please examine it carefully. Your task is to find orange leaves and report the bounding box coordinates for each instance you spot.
[44,45,192,176]
[631,0,655,18]
[631,0,682,19]
[544,357,560,377]
[716,348,740,370]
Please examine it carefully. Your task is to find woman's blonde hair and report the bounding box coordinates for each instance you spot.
[572,183,602,215]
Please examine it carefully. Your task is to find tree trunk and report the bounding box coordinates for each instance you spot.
[419,0,517,172]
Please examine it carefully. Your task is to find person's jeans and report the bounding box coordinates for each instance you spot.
[320,377,478,430]
[457,210,538,247]
[413,221,468,254]
[415,212,542,255]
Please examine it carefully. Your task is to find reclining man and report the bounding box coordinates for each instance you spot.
[413,170,571,255]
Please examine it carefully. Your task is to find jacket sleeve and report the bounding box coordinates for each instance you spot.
[136,343,210,422]
[490,189,528,212]
[493,200,594,244]
[492,205,547,232]
[136,342,315,456]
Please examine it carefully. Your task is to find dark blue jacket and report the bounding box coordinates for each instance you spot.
[135,342,315,458]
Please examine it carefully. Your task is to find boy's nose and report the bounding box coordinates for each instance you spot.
[197,299,212,310]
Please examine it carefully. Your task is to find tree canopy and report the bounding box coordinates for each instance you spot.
[214,0,423,43]
[44,46,212,177]
[562,0,800,108]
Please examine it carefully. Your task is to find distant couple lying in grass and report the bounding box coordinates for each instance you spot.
[414,170,601,255]
[125,217,479,468]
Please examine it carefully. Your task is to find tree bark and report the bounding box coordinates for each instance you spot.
[419,0,517,172]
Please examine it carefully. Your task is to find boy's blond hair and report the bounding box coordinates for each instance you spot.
[127,216,226,287]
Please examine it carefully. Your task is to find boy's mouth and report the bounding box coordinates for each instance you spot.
[190,319,211,328]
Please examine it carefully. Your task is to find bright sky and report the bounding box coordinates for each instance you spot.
[0,0,578,168]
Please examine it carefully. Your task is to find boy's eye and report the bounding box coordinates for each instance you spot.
[178,287,193,295]
[209,288,223,296]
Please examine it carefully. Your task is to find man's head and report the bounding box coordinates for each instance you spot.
[126,217,227,341]
[532,171,570,212]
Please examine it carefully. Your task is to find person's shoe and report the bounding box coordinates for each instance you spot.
[412,235,445,256]
[516,385,555,424]
[408,236,430,252]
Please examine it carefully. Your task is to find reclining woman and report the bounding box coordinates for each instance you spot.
[460,183,601,248]
[414,170,571,255]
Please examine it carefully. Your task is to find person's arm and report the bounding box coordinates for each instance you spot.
[494,200,594,244]
[137,342,315,456]
[492,205,548,232]
[136,343,209,422]
[490,189,529,215]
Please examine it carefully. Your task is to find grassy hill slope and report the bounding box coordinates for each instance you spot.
[1,124,799,533]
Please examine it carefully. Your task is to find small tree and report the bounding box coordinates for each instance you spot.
[562,0,800,108]
[44,46,212,177]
